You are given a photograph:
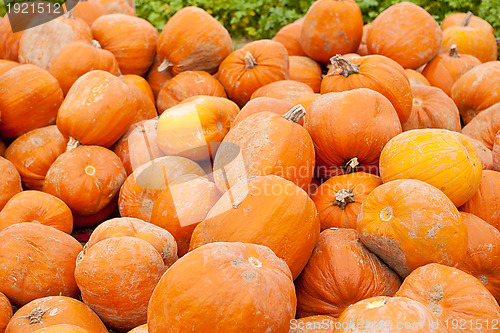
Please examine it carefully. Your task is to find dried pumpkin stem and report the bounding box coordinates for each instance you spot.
[157,58,173,72]
[344,157,359,174]
[330,55,360,77]
[333,188,355,210]
[244,52,258,70]
[449,44,459,58]
[282,104,306,123]
[461,11,473,27]
[66,136,81,152]
[28,307,47,325]
[90,40,102,49]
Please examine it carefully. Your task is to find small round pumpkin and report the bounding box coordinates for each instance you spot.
[0,292,12,333]
[232,97,295,126]
[462,103,500,150]
[289,56,322,93]
[272,19,306,57]
[250,80,314,103]
[405,68,430,86]
[0,157,22,211]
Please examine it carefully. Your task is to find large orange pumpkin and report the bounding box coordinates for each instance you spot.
[357,179,468,278]
[379,129,482,207]
[462,103,500,150]
[299,0,363,63]
[147,242,297,333]
[0,223,82,306]
[0,292,12,333]
[217,39,289,107]
[441,12,494,33]
[295,228,401,318]
[146,56,173,100]
[5,296,108,333]
[232,97,295,126]
[250,80,315,103]
[123,82,158,125]
[321,54,412,123]
[289,56,322,93]
[120,74,155,104]
[0,157,22,211]
[156,7,232,75]
[0,16,22,62]
[272,19,306,57]
[304,89,402,179]
[366,2,442,69]
[0,65,63,140]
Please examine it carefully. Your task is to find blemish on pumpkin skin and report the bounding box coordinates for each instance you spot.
[427,284,444,317]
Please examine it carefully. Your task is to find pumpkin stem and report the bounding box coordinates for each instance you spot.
[344,157,359,174]
[282,105,306,123]
[333,188,355,210]
[28,307,47,325]
[330,55,360,77]
[64,8,75,19]
[449,44,459,58]
[90,40,102,49]
[244,52,258,70]
[461,11,473,27]
[66,136,81,152]
[157,58,172,72]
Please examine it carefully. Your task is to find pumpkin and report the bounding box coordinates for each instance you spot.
[156,96,240,161]
[395,263,500,332]
[128,324,148,333]
[250,80,315,103]
[92,0,135,16]
[146,56,174,100]
[75,236,166,331]
[72,198,118,229]
[124,82,158,124]
[91,14,158,75]
[459,170,500,231]
[0,65,63,140]
[336,296,441,333]
[213,106,315,193]
[289,56,322,93]
[451,61,500,124]
[5,126,67,190]
[156,71,227,113]
[18,15,92,71]
[462,103,500,150]
[357,23,371,56]
[311,172,382,230]
[56,70,136,148]
[0,191,73,234]
[86,217,178,267]
[0,60,19,76]
[0,16,22,61]
[112,119,164,175]
[49,40,120,95]
[295,228,401,318]
[156,6,232,75]
[232,97,295,126]
[405,68,431,86]
[299,0,363,63]
[422,45,481,96]
[0,292,12,333]
[0,223,82,306]
[441,11,494,33]
[402,85,461,132]
[147,242,296,333]
[43,145,126,217]
[217,39,289,107]
[457,212,500,303]
[304,89,402,179]
[289,316,336,333]
[5,296,108,333]
[118,156,206,223]
[379,129,482,207]
[0,157,22,211]
[150,176,221,257]
[321,54,412,123]
[293,93,320,111]
[366,2,442,69]
[440,12,497,63]
[31,325,89,333]
[467,137,494,170]
[120,74,155,104]
[272,19,306,57]
[73,0,106,26]
[189,175,320,279]
[357,179,468,278]
[494,132,500,171]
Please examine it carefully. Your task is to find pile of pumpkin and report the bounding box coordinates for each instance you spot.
[0,0,500,331]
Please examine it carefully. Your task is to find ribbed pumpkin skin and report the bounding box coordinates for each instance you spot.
[311,172,382,230]
[0,292,12,333]
[289,316,336,333]
[272,19,306,57]
[441,12,494,33]
[120,75,155,104]
[366,2,442,69]
[5,296,108,333]
[441,26,498,63]
[147,242,297,333]
[250,80,315,103]
[395,263,500,332]
[356,179,468,278]
[0,60,19,76]
[146,57,174,100]
[295,228,401,318]
[462,103,500,150]
[0,157,22,211]
[379,129,482,207]
[405,68,430,86]
[233,97,296,126]
[289,56,322,93]
[32,325,89,333]
[467,137,494,170]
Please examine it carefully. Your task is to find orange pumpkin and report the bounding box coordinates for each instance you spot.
[43,145,126,217]
[49,40,120,95]
[0,16,22,61]
[293,93,320,111]
[304,89,402,179]
[0,191,73,234]
[0,157,22,211]
[422,45,481,96]
[459,170,500,231]
[120,74,155,104]
[189,175,320,279]
[56,70,136,147]
[124,82,158,124]
[405,68,430,86]
[311,172,382,230]
[295,228,401,318]
[467,137,494,170]
[147,242,297,333]
[5,126,67,190]
[72,198,118,229]
[395,263,500,332]
[213,106,315,193]
[379,129,482,207]
[250,80,315,103]
[451,61,500,124]
[494,131,500,171]
[128,324,148,333]
[73,0,106,26]
[156,7,232,75]
[91,14,158,75]
[289,316,336,333]
[5,296,108,333]
[289,56,322,93]
[272,19,306,57]
[0,59,19,76]
[462,103,500,150]
[156,71,227,113]
[0,65,63,140]
[217,39,289,107]
[75,236,166,331]
[299,0,363,63]
[32,325,90,333]
[441,11,494,33]
[92,0,135,16]
[146,56,174,100]
[402,85,461,132]
[232,97,295,126]
[357,179,468,278]
[366,2,442,69]
[0,223,82,306]
[0,292,12,333]
[321,55,412,123]
[357,23,371,56]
